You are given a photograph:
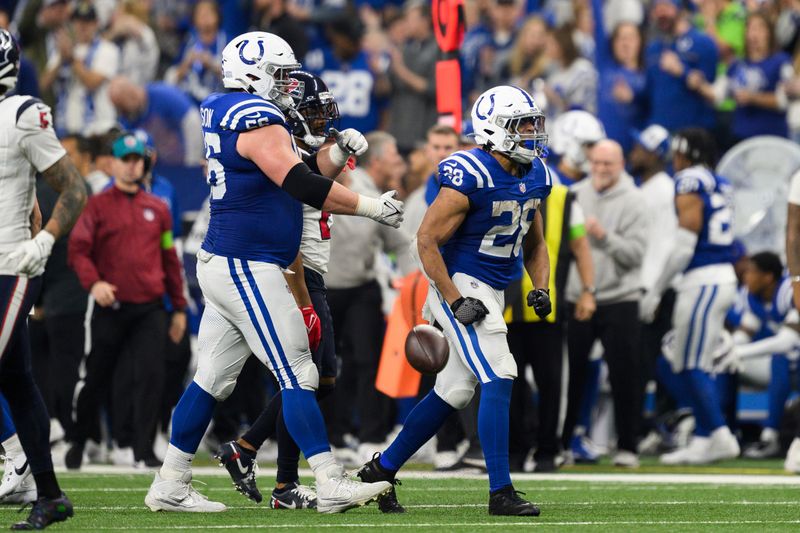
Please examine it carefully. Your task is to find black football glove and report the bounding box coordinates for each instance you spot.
[527,288,552,319]
[450,296,489,325]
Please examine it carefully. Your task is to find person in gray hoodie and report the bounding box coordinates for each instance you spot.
[561,139,649,468]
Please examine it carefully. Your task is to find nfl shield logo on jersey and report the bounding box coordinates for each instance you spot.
[519,183,526,193]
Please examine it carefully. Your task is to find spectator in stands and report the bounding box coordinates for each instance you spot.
[165,0,225,104]
[14,0,70,75]
[461,0,522,99]
[324,132,414,464]
[542,25,598,118]
[562,140,648,468]
[252,0,309,61]
[29,137,92,444]
[108,76,204,166]
[503,15,549,93]
[645,0,719,131]
[696,0,747,66]
[591,0,647,153]
[40,1,119,136]
[105,0,160,85]
[305,14,388,134]
[66,133,187,469]
[84,130,120,194]
[689,11,794,141]
[385,0,438,154]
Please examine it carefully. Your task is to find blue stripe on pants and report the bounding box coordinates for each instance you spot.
[695,285,718,368]
[440,302,483,380]
[227,257,285,389]
[683,286,707,370]
[240,260,299,389]
[465,324,498,381]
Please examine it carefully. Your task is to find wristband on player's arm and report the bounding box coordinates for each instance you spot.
[282,162,334,210]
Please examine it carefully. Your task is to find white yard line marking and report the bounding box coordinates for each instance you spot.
[46,520,800,530]
[60,466,800,485]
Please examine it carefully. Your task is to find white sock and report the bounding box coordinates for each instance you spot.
[761,427,779,443]
[2,434,25,462]
[308,452,338,485]
[159,444,194,481]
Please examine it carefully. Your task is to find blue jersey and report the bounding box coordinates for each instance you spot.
[729,278,794,340]
[438,148,553,290]
[728,52,793,139]
[674,165,737,270]
[304,47,383,133]
[199,92,303,267]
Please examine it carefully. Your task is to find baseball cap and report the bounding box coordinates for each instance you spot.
[112,133,146,159]
[71,1,97,21]
[631,125,670,157]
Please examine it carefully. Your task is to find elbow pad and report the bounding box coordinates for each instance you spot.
[282,162,334,210]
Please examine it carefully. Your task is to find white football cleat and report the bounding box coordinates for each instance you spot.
[315,464,391,514]
[660,437,708,465]
[612,450,640,468]
[784,437,800,474]
[696,426,740,464]
[145,471,226,512]
[0,455,36,504]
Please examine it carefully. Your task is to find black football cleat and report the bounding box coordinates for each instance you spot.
[488,486,540,516]
[11,493,74,530]
[214,441,262,503]
[271,481,317,509]
[355,453,405,513]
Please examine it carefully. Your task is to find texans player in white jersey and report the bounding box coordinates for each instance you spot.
[0,30,87,529]
[357,86,552,516]
[146,32,401,514]
[640,128,740,465]
[215,71,361,509]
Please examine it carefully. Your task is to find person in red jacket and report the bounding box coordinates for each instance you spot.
[66,133,187,469]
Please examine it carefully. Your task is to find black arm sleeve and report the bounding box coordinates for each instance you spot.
[302,151,322,175]
[282,162,335,211]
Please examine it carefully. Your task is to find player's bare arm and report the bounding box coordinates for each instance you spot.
[40,154,88,239]
[676,193,704,234]
[30,198,42,236]
[237,124,402,227]
[416,187,469,305]
[284,253,312,308]
[787,202,800,308]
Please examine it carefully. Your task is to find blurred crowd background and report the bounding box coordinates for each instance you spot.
[9,0,800,471]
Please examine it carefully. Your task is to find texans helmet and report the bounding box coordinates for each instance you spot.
[0,29,20,93]
[286,70,340,149]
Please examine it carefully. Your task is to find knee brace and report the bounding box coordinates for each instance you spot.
[435,380,476,410]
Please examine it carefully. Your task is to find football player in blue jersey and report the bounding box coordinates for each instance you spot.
[640,128,741,465]
[146,32,403,514]
[356,85,552,516]
[214,70,358,509]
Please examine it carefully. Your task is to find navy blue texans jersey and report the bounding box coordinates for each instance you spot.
[199,92,303,268]
[743,276,794,338]
[437,148,553,290]
[674,165,737,271]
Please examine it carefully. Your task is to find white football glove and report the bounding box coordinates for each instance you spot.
[639,290,661,324]
[356,190,404,228]
[329,127,368,166]
[9,230,55,277]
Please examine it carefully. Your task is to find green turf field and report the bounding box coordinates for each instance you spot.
[3,463,800,532]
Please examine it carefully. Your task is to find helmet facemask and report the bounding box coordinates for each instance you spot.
[495,112,548,164]
[289,85,340,148]
[262,62,302,110]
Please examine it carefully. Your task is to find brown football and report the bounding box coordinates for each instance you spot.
[405,324,449,375]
